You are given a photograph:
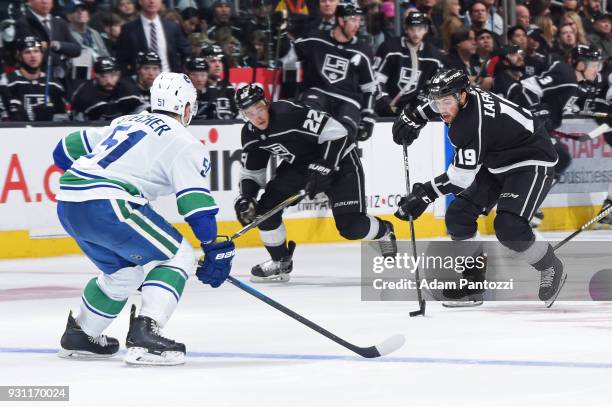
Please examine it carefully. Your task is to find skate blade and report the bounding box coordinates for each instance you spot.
[124,347,185,366]
[57,348,117,360]
[442,300,484,308]
[545,272,568,308]
[250,274,291,283]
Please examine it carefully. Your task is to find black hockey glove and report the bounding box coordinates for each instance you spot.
[234,195,257,226]
[374,95,396,117]
[531,104,553,132]
[305,159,335,199]
[357,113,376,141]
[394,182,438,221]
[392,108,426,146]
[32,103,55,121]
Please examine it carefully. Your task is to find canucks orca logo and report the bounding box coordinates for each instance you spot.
[322,54,349,84]
[200,157,211,177]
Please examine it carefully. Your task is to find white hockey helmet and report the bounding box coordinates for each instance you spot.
[150,72,197,126]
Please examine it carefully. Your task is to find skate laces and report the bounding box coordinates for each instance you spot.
[88,335,109,347]
[540,267,555,288]
[149,319,172,342]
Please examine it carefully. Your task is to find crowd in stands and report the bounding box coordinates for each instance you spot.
[0,0,610,122]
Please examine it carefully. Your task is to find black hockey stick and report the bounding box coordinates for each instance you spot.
[402,140,426,317]
[223,190,406,358]
[553,204,612,251]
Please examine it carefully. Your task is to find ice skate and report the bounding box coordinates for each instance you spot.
[124,305,186,366]
[251,241,296,283]
[442,293,484,308]
[57,311,119,359]
[442,253,487,306]
[539,257,567,308]
[378,220,397,258]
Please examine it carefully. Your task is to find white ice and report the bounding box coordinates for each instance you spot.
[1,231,612,407]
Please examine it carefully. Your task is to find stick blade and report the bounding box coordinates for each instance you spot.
[373,334,406,357]
[409,300,426,317]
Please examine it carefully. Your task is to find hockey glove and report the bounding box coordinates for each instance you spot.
[392,108,426,146]
[32,103,55,121]
[305,159,335,199]
[394,182,438,221]
[357,113,376,141]
[234,195,257,226]
[197,239,236,288]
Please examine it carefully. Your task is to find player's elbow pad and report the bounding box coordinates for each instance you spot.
[52,141,72,171]
[186,211,219,244]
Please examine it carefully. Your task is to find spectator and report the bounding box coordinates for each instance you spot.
[588,12,612,63]
[507,25,528,51]
[524,24,548,75]
[551,0,579,26]
[581,0,603,34]
[207,0,244,45]
[468,1,502,48]
[115,0,138,22]
[415,0,443,48]
[200,43,237,119]
[533,15,557,54]
[553,23,579,62]
[247,30,272,67]
[15,0,81,82]
[361,0,387,51]
[0,36,66,121]
[528,0,552,20]
[215,26,243,67]
[475,28,496,67]
[307,0,339,33]
[561,11,589,45]
[440,0,463,51]
[134,51,161,105]
[480,0,503,36]
[181,8,211,53]
[71,56,145,121]
[101,13,124,56]
[442,27,481,83]
[116,0,191,74]
[66,1,110,61]
[491,44,526,100]
[515,4,531,28]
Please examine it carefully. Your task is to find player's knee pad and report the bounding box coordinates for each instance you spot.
[445,197,481,240]
[334,213,371,240]
[494,211,534,252]
[260,223,287,247]
[553,142,572,179]
[97,265,146,301]
[158,239,196,276]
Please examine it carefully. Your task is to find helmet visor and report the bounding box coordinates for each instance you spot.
[428,93,460,114]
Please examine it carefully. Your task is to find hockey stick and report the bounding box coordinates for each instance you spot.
[402,140,426,317]
[224,190,406,358]
[552,204,612,251]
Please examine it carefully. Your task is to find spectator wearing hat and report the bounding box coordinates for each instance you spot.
[207,0,245,45]
[71,56,145,120]
[15,0,81,82]
[491,44,527,100]
[66,1,110,61]
[134,50,161,105]
[524,25,548,76]
[116,0,191,74]
[200,43,237,119]
[588,12,612,63]
[0,35,67,121]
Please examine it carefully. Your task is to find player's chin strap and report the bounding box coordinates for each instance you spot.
[217,189,406,358]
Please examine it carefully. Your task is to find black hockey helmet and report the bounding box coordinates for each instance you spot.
[137,51,162,67]
[427,69,470,100]
[404,11,429,26]
[498,44,522,59]
[94,56,119,74]
[235,83,266,110]
[201,44,224,59]
[335,1,363,18]
[16,35,42,52]
[186,56,209,72]
[571,44,603,64]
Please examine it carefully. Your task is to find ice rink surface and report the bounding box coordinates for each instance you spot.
[2,231,612,407]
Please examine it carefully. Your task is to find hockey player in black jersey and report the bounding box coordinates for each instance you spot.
[392,69,566,307]
[0,36,66,121]
[134,51,161,107]
[185,56,211,120]
[201,44,237,120]
[374,12,444,116]
[234,84,397,282]
[290,1,377,141]
[72,56,145,121]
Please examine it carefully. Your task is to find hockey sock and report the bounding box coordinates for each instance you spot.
[78,277,127,337]
[370,216,384,240]
[260,224,288,260]
[512,240,556,271]
[140,266,188,328]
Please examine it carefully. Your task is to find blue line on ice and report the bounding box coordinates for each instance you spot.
[1,347,612,369]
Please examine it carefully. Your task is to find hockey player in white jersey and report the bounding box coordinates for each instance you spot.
[52,73,235,366]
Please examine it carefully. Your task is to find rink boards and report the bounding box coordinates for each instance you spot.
[0,119,610,258]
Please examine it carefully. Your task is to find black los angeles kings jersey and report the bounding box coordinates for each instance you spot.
[239,100,353,197]
[416,87,558,196]
[374,38,444,110]
[293,30,376,111]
